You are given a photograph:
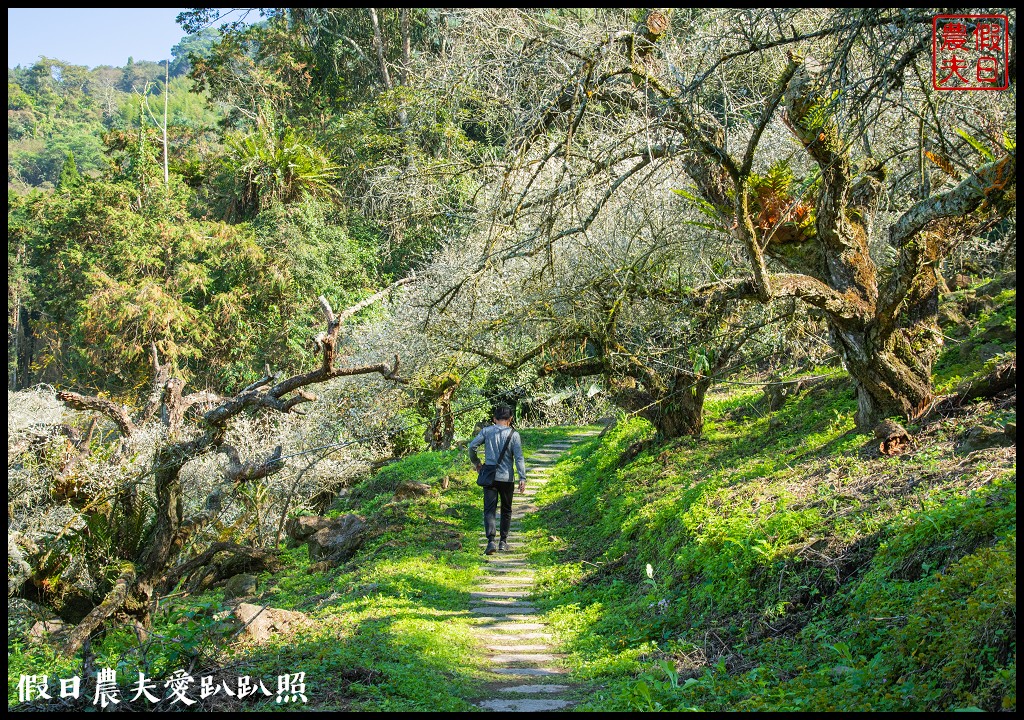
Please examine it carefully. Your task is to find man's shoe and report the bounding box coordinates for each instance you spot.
[485,540,497,555]
[498,540,510,552]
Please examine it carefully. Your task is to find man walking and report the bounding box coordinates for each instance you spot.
[468,406,527,554]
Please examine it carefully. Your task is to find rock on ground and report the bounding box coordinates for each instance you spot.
[957,425,1015,454]
[8,598,55,640]
[394,481,431,500]
[285,515,335,542]
[307,514,366,563]
[232,603,309,644]
[223,573,257,600]
[28,619,67,643]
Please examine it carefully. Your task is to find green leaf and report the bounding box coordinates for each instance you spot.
[672,187,722,221]
[955,128,995,162]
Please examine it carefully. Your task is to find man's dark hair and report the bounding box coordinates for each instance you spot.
[493,405,513,421]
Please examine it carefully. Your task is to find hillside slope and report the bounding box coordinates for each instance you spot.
[523,277,1015,712]
[9,279,1014,712]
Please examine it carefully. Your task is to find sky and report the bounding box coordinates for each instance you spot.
[8,8,190,69]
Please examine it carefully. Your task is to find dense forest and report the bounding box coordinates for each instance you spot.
[8,8,1016,712]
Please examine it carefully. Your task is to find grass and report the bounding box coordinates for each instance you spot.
[8,426,588,710]
[9,279,1015,710]
[519,371,1015,711]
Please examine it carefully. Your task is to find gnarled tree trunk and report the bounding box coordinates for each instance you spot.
[547,38,1014,433]
[54,282,413,656]
[656,376,712,438]
[422,374,460,450]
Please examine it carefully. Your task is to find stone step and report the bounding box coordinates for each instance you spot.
[489,653,564,664]
[476,598,536,606]
[470,591,531,599]
[486,644,552,652]
[478,622,547,632]
[479,581,533,589]
[478,541,525,549]
[471,606,538,616]
[479,574,533,581]
[477,698,574,712]
[484,553,529,560]
[478,633,552,642]
[484,557,528,563]
[492,667,567,677]
[474,613,540,621]
[478,529,523,534]
[482,560,529,565]
[498,684,571,694]
[484,559,529,565]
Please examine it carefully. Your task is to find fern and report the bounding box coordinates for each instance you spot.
[925,150,962,179]
[671,187,724,219]
[72,492,155,590]
[798,90,840,131]
[749,160,795,196]
[955,128,996,162]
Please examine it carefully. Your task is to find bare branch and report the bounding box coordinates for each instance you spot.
[318,295,337,326]
[740,56,800,177]
[539,358,606,378]
[457,342,548,369]
[204,281,413,427]
[690,274,861,321]
[222,444,285,483]
[62,567,136,657]
[56,391,135,437]
[335,274,416,325]
[880,154,1016,321]
[239,365,279,394]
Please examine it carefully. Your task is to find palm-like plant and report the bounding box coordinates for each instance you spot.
[225,117,342,215]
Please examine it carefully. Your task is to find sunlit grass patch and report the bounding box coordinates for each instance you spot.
[524,376,1015,712]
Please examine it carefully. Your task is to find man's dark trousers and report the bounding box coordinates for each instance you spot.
[484,481,515,541]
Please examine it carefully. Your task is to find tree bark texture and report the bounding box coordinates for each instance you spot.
[53,284,412,654]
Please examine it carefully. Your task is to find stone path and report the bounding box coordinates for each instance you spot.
[471,437,591,713]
